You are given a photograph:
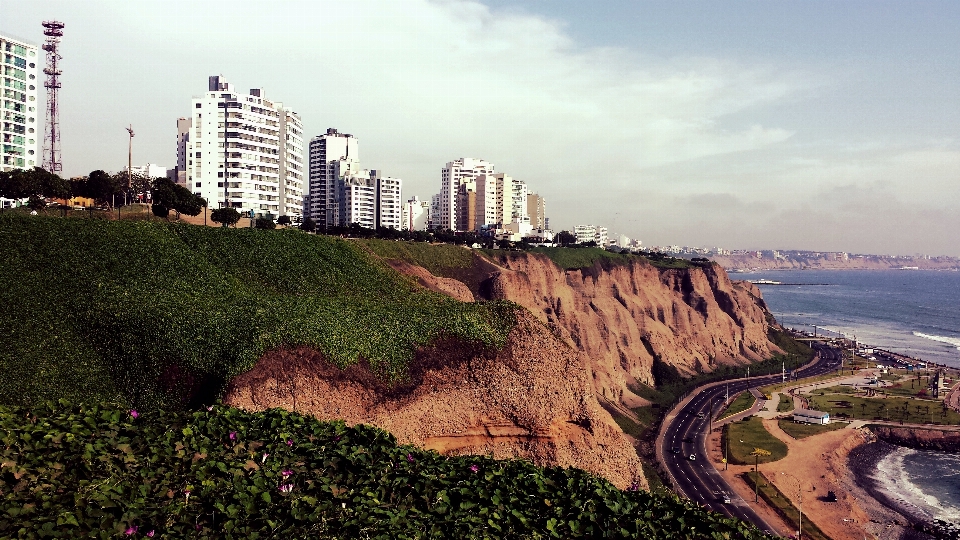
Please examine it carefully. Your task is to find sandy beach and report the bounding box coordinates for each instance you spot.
[709,417,937,540]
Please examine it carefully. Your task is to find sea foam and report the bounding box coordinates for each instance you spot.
[913,332,960,351]
[874,446,960,525]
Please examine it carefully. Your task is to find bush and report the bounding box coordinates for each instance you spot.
[255,216,276,229]
[277,215,291,226]
[210,207,241,227]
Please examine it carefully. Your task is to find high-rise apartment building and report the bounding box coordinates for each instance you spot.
[175,76,304,219]
[437,158,494,231]
[574,224,608,246]
[307,128,402,230]
[1,33,39,174]
[402,195,430,231]
[307,128,358,228]
[527,193,546,230]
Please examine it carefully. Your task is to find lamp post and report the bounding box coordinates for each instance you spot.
[749,447,770,502]
[780,472,802,539]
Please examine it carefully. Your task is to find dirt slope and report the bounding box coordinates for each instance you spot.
[223,310,645,490]
[476,254,778,406]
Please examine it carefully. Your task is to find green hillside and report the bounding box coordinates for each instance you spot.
[0,215,515,409]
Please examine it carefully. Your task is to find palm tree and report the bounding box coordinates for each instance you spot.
[750,448,772,502]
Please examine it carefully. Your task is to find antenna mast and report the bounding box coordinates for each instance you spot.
[41,21,65,172]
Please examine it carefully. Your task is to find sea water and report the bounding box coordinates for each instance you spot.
[740,269,960,368]
[740,268,960,524]
[874,446,960,525]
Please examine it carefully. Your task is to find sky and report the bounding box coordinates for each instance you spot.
[4,0,960,256]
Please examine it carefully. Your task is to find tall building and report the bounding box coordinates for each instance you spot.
[402,195,430,231]
[527,193,546,229]
[175,76,304,219]
[437,158,494,231]
[307,128,402,230]
[574,225,608,246]
[307,128,358,228]
[1,33,40,174]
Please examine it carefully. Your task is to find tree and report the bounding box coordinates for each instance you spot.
[255,216,276,230]
[26,195,46,212]
[210,207,241,227]
[111,171,153,203]
[150,178,206,220]
[276,215,291,226]
[84,170,123,208]
[299,217,316,232]
[555,230,576,246]
[0,167,71,202]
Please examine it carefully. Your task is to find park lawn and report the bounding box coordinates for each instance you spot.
[742,472,831,540]
[806,393,959,424]
[776,395,795,413]
[882,382,938,399]
[719,391,756,421]
[777,419,848,439]
[724,417,787,465]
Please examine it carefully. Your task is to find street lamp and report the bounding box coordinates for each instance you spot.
[780,472,802,539]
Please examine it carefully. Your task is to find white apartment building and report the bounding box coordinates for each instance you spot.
[574,225,608,246]
[1,33,39,209]
[437,158,494,231]
[126,163,171,179]
[176,76,304,219]
[458,173,529,232]
[307,128,401,230]
[402,195,430,231]
[307,128,358,228]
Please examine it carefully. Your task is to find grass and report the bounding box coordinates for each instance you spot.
[776,395,795,413]
[806,392,960,425]
[777,419,848,439]
[359,238,474,276]
[718,391,756,421]
[741,471,831,540]
[482,246,703,271]
[723,417,787,465]
[0,214,517,410]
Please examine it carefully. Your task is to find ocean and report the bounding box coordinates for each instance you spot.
[740,269,960,368]
[740,268,960,526]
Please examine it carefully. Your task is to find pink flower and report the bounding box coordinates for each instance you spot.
[229,431,237,441]
[281,469,293,479]
[286,439,293,446]
[279,483,294,493]
[469,464,479,473]
[406,453,415,463]
[206,405,213,412]
[195,523,201,531]
[129,410,139,419]
[124,526,138,535]
[261,452,270,463]
[146,531,155,538]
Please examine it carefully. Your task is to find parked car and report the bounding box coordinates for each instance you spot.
[671,446,681,454]
[688,454,697,461]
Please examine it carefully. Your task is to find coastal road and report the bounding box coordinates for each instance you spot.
[657,343,844,534]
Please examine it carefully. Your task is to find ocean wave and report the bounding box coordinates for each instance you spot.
[874,447,960,525]
[913,332,960,351]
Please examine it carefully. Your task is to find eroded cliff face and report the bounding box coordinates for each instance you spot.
[223,310,645,490]
[476,254,778,406]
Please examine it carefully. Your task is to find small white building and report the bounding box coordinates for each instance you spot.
[793,409,830,425]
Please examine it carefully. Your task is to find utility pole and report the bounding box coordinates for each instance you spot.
[126,125,134,207]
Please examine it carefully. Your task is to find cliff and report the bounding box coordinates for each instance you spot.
[223,310,646,490]
[474,253,778,406]
[868,425,960,452]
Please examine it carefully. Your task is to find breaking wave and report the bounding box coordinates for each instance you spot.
[913,332,960,351]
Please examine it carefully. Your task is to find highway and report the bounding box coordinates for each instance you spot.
[656,342,844,534]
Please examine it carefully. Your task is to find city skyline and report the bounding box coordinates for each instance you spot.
[4,1,960,255]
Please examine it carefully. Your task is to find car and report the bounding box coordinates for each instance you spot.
[683,436,693,443]
[671,446,681,454]
[696,412,705,419]
[688,454,697,461]
[723,495,732,504]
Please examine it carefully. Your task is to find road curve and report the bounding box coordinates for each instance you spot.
[656,343,843,534]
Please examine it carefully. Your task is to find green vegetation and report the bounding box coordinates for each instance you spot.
[723,417,787,465]
[0,402,774,539]
[777,419,848,439]
[741,472,830,540]
[0,214,516,410]
[500,246,704,271]
[362,238,475,276]
[776,395,795,413]
[718,391,755,421]
[806,391,960,424]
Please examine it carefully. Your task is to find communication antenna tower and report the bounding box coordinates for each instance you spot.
[41,21,65,172]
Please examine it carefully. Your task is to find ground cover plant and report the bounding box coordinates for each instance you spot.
[717,391,755,421]
[0,402,775,539]
[723,417,787,465]
[0,214,516,410]
[776,419,848,439]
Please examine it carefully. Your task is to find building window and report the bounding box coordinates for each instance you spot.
[196,103,201,108]
[195,182,201,187]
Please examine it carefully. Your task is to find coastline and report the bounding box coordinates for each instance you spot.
[847,439,937,540]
